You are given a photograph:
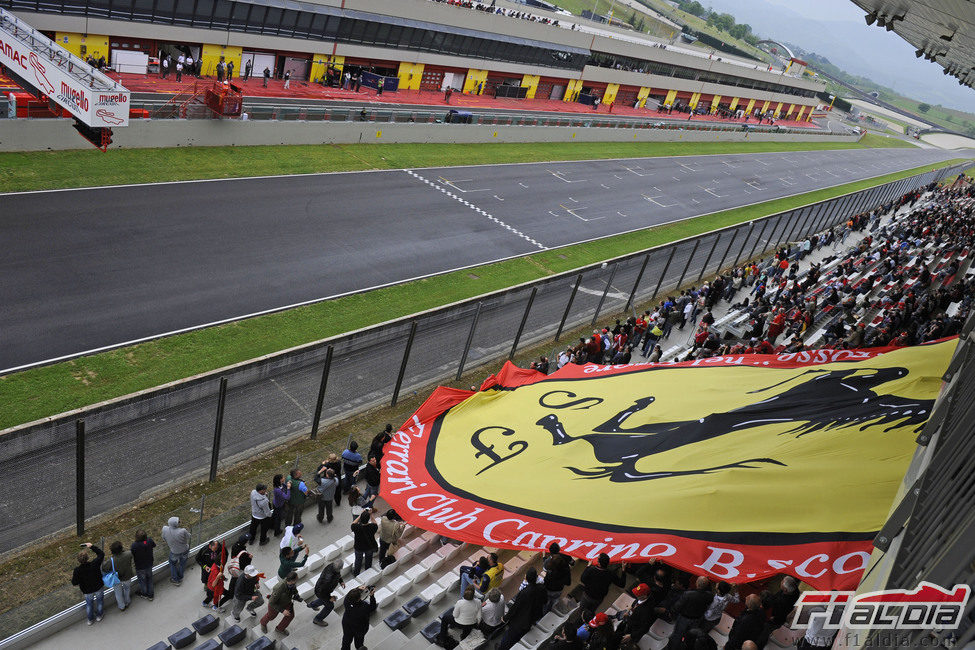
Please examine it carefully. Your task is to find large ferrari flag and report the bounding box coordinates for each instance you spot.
[381,341,954,590]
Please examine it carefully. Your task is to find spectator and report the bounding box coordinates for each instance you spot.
[130,530,156,601]
[341,586,378,650]
[499,568,547,650]
[271,474,290,536]
[195,540,221,609]
[261,570,302,637]
[315,467,340,524]
[285,469,308,526]
[542,552,572,614]
[701,581,738,632]
[102,540,135,611]
[231,564,264,621]
[323,453,344,507]
[355,455,381,502]
[484,551,505,590]
[725,594,767,650]
[439,585,482,642]
[249,483,272,545]
[481,588,506,636]
[161,516,190,586]
[377,509,405,568]
[668,576,713,647]
[342,441,363,493]
[368,424,393,463]
[277,545,309,579]
[279,522,305,552]
[308,559,345,627]
[578,553,626,613]
[263,66,270,88]
[351,509,378,576]
[72,542,105,625]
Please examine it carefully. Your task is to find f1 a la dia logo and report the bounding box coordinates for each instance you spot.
[792,582,971,630]
[429,343,950,539]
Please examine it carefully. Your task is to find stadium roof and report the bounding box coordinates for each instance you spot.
[849,0,975,89]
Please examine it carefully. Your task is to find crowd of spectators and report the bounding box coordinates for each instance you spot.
[554,177,973,370]
[430,0,563,27]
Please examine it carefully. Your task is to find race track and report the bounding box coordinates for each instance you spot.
[0,146,956,371]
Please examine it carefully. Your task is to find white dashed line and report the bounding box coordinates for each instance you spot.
[404,170,546,250]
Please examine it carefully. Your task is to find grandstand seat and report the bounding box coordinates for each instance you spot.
[321,543,342,562]
[168,628,198,649]
[194,640,223,650]
[714,612,733,635]
[192,613,220,635]
[403,596,430,617]
[263,576,280,593]
[404,537,428,556]
[420,531,439,545]
[638,637,666,650]
[519,626,549,650]
[420,582,447,605]
[420,553,445,573]
[384,608,412,631]
[381,559,400,577]
[646,619,674,640]
[358,567,381,587]
[306,552,326,572]
[218,624,248,647]
[708,629,728,648]
[374,630,410,650]
[610,593,632,612]
[768,626,802,648]
[402,633,432,650]
[337,534,355,551]
[421,620,443,642]
[388,575,412,596]
[374,586,397,609]
[296,580,315,601]
[535,612,565,634]
[245,637,276,650]
[147,643,172,650]
[437,572,460,592]
[341,552,357,576]
[404,563,429,584]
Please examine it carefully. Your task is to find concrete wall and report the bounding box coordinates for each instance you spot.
[0,118,857,151]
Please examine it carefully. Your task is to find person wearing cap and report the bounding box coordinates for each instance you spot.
[614,583,658,648]
[668,576,715,648]
[279,523,305,551]
[580,612,615,650]
[231,564,264,621]
[498,567,547,650]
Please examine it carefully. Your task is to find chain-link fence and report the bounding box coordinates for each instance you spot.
[0,162,968,643]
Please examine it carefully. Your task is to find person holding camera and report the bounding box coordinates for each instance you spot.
[72,542,105,625]
[341,586,378,650]
[350,509,378,576]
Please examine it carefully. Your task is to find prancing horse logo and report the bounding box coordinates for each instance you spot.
[535,367,932,483]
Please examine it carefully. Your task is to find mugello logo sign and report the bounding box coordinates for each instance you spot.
[0,31,128,127]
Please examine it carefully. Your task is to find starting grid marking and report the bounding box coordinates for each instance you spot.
[405,169,546,250]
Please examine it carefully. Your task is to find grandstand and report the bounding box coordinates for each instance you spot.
[5,173,972,650]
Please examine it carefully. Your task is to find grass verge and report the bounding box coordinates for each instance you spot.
[1,155,966,430]
[0,135,903,193]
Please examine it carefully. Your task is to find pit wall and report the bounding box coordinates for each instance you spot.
[0,118,858,151]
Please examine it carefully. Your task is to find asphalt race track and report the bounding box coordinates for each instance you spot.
[0,146,957,371]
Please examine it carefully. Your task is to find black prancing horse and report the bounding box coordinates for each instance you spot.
[535,367,931,482]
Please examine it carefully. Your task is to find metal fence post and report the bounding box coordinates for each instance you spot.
[696,234,722,282]
[625,253,652,313]
[747,218,771,261]
[391,321,418,406]
[715,227,740,274]
[555,275,582,342]
[511,287,538,359]
[676,239,701,289]
[652,246,677,300]
[457,302,483,381]
[76,419,85,537]
[732,223,754,268]
[209,377,228,483]
[591,264,618,327]
[310,346,334,440]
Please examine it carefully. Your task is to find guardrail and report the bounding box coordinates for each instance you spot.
[0,161,969,647]
[136,100,836,137]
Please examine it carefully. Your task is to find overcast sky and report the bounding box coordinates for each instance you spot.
[703,0,974,112]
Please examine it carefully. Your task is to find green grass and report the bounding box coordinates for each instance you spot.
[0,138,903,193]
[0,151,964,430]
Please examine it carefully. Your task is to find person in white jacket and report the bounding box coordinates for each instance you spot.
[438,586,482,642]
